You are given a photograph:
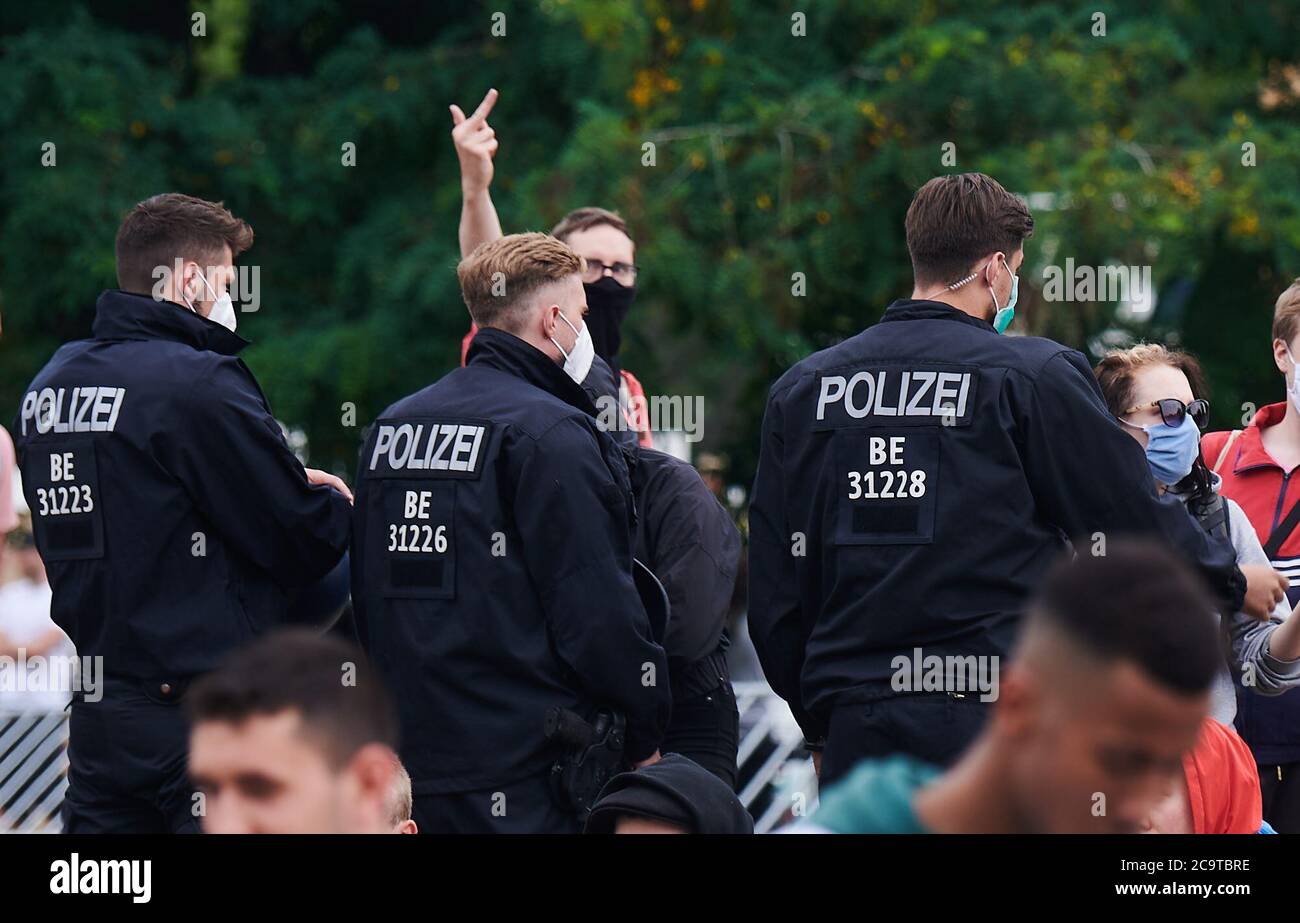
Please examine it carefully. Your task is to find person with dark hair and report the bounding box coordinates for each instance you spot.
[802,542,1222,833]
[449,89,652,446]
[10,193,354,833]
[1094,344,1300,723]
[187,630,400,834]
[749,172,1276,789]
[584,754,753,834]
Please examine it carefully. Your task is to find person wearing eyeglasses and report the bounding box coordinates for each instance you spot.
[1094,343,1300,726]
[448,89,652,446]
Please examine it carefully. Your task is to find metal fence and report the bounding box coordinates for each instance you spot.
[0,684,809,834]
[0,710,68,833]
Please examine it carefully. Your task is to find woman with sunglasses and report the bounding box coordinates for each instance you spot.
[1094,344,1300,725]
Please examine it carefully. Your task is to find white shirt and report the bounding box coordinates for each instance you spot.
[0,576,74,712]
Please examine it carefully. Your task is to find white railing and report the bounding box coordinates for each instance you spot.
[0,710,68,833]
[733,680,817,833]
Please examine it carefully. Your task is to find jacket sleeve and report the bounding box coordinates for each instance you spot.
[514,417,671,762]
[649,466,741,667]
[167,357,352,586]
[748,382,826,742]
[1017,350,1245,612]
[1224,499,1300,694]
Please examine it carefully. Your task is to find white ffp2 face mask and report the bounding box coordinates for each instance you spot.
[184,269,237,333]
[551,312,595,384]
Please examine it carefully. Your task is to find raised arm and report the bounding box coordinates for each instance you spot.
[450,88,504,259]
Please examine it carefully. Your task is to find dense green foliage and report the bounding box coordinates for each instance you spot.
[4,0,1300,482]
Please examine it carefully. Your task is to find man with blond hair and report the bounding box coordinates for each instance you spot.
[351,232,670,834]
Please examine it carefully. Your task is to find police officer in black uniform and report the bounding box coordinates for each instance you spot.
[748,173,1283,788]
[351,233,670,834]
[11,194,353,832]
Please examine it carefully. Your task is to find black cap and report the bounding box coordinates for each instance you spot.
[584,753,754,834]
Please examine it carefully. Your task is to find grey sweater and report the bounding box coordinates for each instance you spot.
[1175,484,1300,723]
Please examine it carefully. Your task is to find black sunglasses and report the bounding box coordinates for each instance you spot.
[1121,397,1210,431]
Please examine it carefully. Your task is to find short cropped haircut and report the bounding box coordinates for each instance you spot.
[1272,278,1300,348]
[186,629,399,769]
[551,206,632,244]
[457,232,583,332]
[115,193,253,294]
[1028,541,1221,696]
[905,173,1033,287]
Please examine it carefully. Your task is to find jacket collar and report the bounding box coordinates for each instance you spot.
[1233,401,1289,474]
[90,289,249,356]
[466,326,598,417]
[879,298,996,332]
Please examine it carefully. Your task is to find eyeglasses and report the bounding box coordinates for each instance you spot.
[581,259,638,286]
[1121,397,1210,431]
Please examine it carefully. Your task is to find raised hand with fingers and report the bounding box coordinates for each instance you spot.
[450,88,499,197]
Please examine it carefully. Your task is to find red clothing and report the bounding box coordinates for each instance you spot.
[1203,402,1300,579]
[461,322,653,447]
[1183,719,1263,834]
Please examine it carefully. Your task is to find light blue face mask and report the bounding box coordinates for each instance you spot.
[991,259,1018,334]
[1138,413,1201,486]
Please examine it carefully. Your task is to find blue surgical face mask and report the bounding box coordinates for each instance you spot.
[991,259,1018,334]
[1138,413,1201,486]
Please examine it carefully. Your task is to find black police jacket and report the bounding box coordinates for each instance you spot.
[748,299,1245,740]
[632,447,740,699]
[351,327,671,794]
[11,290,352,681]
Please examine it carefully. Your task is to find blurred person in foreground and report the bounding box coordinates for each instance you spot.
[449,88,652,446]
[1095,344,1300,724]
[187,630,400,835]
[0,513,74,713]
[386,757,418,834]
[1202,277,1300,833]
[800,542,1219,833]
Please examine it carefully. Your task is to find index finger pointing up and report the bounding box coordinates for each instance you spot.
[468,88,498,125]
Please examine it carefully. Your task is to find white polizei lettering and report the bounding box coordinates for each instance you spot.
[955,374,971,418]
[873,371,897,416]
[407,425,428,469]
[52,388,68,433]
[21,386,125,436]
[464,425,486,471]
[390,424,416,468]
[369,425,395,470]
[843,372,875,418]
[905,371,935,415]
[933,372,963,415]
[897,371,911,415]
[816,375,847,421]
[451,425,479,471]
[429,424,457,470]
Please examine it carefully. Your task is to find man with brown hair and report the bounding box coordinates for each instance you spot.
[11,192,353,832]
[749,172,1270,788]
[449,89,652,446]
[352,231,670,833]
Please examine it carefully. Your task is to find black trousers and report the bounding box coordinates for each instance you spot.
[1259,761,1300,833]
[63,678,199,834]
[412,768,580,834]
[820,692,990,789]
[661,681,740,789]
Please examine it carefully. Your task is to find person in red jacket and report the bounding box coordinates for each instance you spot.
[1202,277,1300,833]
[449,89,652,447]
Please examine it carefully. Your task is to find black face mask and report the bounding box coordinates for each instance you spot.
[583,276,636,363]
